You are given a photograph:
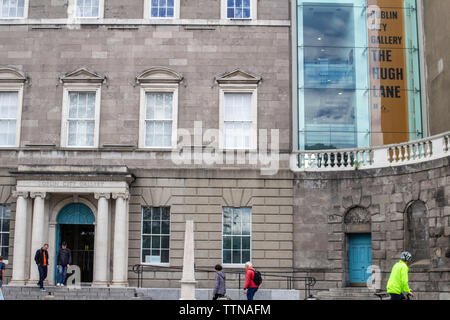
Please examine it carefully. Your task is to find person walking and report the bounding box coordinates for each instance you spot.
[56,241,72,287]
[387,251,415,300]
[0,256,5,288]
[243,261,262,300]
[212,264,226,300]
[34,244,49,291]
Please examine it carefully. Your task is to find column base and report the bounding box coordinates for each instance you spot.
[25,279,51,287]
[110,281,129,288]
[7,280,27,286]
[91,281,110,288]
[25,279,40,286]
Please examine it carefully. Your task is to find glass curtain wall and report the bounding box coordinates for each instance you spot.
[297,0,422,150]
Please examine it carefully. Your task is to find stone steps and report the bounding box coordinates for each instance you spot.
[2,286,303,300]
[315,288,381,300]
[2,286,152,300]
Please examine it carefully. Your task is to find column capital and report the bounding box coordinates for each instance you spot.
[12,191,29,199]
[30,192,47,199]
[112,192,129,200]
[94,192,111,200]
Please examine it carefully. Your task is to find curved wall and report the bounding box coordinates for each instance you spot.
[293,155,450,299]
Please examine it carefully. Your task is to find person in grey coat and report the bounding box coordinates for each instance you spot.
[212,264,226,300]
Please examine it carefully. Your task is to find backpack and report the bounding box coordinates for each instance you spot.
[251,268,263,286]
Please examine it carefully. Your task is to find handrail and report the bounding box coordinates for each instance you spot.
[291,131,450,172]
[131,264,316,299]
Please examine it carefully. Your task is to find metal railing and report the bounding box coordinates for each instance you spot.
[131,264,316,299]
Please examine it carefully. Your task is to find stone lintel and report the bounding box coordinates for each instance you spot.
[16,180,129,195]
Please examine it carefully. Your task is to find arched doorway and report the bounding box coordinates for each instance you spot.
[344,206,372,287]
[55,203,95,284]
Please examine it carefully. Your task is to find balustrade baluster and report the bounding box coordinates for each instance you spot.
[421,142,426,159]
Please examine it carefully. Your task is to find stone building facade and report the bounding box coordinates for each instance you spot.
[0,0,293,290]
[0,0,449,300]
[293,156,450,300]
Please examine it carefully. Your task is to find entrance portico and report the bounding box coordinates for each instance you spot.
[8,165,134,288]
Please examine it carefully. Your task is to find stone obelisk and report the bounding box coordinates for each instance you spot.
[180,220,197,300]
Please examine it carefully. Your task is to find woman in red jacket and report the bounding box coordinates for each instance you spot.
[243,262,259,300]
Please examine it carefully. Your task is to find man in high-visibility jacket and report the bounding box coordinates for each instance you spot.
[387,252,414,300]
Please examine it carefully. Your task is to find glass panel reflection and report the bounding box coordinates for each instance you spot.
[302,4,357,150]
[297,1,423,150]
[304,47,356,89]
[303,89,357,150]
[303,4,355,47]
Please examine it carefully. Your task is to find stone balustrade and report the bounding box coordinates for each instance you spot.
[290,131,450,172]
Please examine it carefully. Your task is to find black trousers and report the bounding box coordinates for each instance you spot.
[38,265,48,289]
[390,293,406,300]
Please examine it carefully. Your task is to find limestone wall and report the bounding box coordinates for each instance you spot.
[293,156,450,299]
[127,169,295,289]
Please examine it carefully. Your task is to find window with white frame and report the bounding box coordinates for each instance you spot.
[67,92,96,147]
[0,92,19,147]
[0,0,27,18]
[222,207,251,265]
[144,0,179,19]
[141,207,170,264]
[217,69,260,150]
[221,0,256,20]
[144,92,174,148]
[0,205,10,262]
[0,67,25,148]
[150,0,175,18]
[137,67,182,149]
[223,93,253,149]
[69,0,104,18]
[60,68,104,148]
[76,0,99,17]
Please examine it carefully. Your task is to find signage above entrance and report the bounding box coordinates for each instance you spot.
[15,180,130,195]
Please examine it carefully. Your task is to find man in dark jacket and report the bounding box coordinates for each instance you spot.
[34,244,49,291]
[56,241,72,287]
[212,264,226,300]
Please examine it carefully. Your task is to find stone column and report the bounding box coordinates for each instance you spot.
[27,192,47,285]
[180,220,197,300]
[93,193,110,287]
[48,222,57,285]
[10,191,29,286]
[111,192,129,288]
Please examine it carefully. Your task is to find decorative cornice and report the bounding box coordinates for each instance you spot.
[59,67,107,84]
[215,68,262,85]
[0,19,291,27]
[0,66,28,84]
[136,67,183,85]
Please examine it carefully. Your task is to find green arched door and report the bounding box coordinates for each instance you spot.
[55,203,95,284]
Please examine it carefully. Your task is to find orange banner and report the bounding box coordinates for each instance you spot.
[368,0,409,146]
